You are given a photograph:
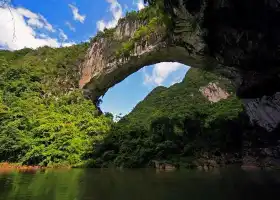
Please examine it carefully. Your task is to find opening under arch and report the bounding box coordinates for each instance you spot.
[100,62,190,118]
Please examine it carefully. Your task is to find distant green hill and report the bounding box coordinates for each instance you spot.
[93,68,247,168]
[121,68,240,129]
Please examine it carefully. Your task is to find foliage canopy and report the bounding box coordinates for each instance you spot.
[0,44,113,167]
[91,68,248,168]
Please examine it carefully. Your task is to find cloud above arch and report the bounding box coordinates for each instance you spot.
[0,6,73,50]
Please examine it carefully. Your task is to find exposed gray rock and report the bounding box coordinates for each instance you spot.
[243,92,280,132]
[152,160,177,171]
[199,82,230,103]
[260,148,274,157]
[242,156,260,170]
[193,158,220,170]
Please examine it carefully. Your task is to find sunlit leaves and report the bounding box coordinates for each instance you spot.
[0,44,113,167]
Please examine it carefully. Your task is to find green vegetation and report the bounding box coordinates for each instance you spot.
[120,3,164,23]
[0,45,246,169]
[89,1,170,59]
[91,4,163,44]
[0,44,113,167]
[115,2,171,58]
[116,17,164,58]
[90,3,165,44]
[0,0,250,169]
[90,27,116,43]
[92,69,247,168]
[0,43,250,169]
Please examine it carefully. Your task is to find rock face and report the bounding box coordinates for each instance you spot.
[79,1,232,101]
[80,0,280,131]
[243,93,280,132]
[199,82,230,103]
[79,13,208,101]
[152,160,177,171]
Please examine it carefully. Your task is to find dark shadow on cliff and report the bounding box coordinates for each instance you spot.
[164,0,280,98]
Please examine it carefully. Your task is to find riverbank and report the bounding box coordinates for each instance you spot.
[0,163,44,173]
[2,152,280,173]
[0,163,71,173]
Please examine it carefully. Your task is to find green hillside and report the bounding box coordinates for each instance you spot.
[93,68,247,168]
[0,45,113,167]
[123,69,239,129]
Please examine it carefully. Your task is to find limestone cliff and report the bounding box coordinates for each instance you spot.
[243,93,280,132]
[80,0,280,131]
[199,82,230,103]
[80,0,280,100]
[79,5,216,101]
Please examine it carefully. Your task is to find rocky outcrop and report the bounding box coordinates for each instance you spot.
[199,82,230,103]
[152,160,177,171]
[243,93,280,132]
[80,0,280,131]
[242,144,280,170]
[194,158,220,171]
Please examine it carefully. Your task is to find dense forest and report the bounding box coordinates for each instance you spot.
[90,69,252,168]
[0,45,113,167]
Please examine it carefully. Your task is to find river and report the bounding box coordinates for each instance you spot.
[0,168,280,200]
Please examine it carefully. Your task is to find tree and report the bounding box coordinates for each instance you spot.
[0,44,114,167]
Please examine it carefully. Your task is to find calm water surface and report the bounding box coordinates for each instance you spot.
[0,168,280,200]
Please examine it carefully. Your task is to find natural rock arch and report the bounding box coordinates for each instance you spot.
[79,1,232,101]
[79,0,280,131]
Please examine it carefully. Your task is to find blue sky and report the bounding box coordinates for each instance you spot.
[0,0,190,116]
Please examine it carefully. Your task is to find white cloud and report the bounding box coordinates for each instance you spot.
[171,76,185,85]
[96,21,106,32]
[58,29,68,41]
[62,42,76,47]
[143,62,189,86]
[0,6,71,50]
[38,33,48,38]
[136,0,145,10]
[68,4,86,23]
[38,15,54,32]
[96,0,123,31]
[17,8,55,32]
[0,0,11,7]
[65,21,76,32]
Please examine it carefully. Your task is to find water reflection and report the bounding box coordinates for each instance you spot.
[0,169,83,200]
[0,168,280,200]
